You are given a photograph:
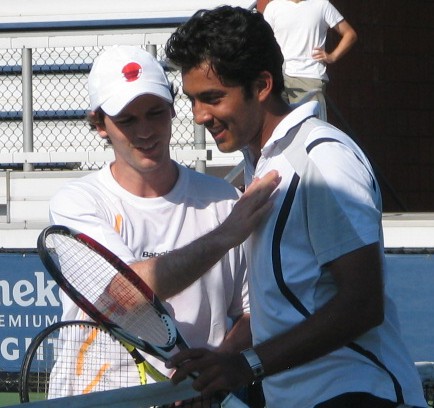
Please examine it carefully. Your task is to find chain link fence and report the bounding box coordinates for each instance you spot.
[0,44,195,171]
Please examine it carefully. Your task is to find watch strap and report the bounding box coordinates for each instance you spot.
[240,348,264,382]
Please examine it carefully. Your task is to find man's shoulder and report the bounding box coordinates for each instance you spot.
[305,0,335,11]
[50,169,106,203]
[59,169,103,191]
[181,166,241,199]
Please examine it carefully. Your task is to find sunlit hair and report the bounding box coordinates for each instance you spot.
[86,108,104,130]
[165,6,284,98]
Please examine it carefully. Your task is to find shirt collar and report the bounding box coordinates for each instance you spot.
[264,100,320,150]
[242,100,320,178]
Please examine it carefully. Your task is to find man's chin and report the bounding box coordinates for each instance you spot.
[216,142,238,154]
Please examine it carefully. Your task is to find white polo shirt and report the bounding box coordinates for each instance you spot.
[242,102,426,407]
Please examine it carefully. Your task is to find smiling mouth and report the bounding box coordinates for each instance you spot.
[134,143,157,152]
[208,127,226,142]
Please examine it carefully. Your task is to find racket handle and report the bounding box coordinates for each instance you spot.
[220,393,249,408]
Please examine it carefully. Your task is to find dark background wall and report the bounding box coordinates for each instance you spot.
[325,0,434,212]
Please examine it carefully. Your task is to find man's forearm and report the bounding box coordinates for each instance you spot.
[131,222,239,299]
[330,20,358,63]
[218,314,252,353]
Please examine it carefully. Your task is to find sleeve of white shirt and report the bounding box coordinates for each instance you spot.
[49,182,136,265]
[323,1,344,29]
[304,140,382,266]
[263,1,276,28]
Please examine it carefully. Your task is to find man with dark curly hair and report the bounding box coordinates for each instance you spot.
[164,6,426,408]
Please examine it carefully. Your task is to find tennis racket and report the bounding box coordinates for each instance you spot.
[37,225,248,408]
[19,320,167,402]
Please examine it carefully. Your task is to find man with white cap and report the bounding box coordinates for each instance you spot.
[47,45,275,404]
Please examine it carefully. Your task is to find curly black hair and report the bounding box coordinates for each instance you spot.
[165,6,284,97]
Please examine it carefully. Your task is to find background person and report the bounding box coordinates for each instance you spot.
[260,0,357,121]
[164,6,426,408]
[47,45,276,403]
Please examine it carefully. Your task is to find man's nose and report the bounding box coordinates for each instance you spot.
[192,102,212,125]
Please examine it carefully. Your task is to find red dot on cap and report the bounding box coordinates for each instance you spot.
[122,62,142,82]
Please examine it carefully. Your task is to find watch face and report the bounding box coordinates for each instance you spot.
[253,366,262,375]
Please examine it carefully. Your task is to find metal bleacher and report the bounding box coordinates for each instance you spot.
[0,2,254,248]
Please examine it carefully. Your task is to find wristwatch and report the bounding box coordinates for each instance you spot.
[240,348,265,383]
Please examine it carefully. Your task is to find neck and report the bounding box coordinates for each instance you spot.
[111,160,179,198]
[250,97,291,161]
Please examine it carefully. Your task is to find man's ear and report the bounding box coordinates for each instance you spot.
[88,111,108,139]
[256,71,273,102]
[95,124,109,140]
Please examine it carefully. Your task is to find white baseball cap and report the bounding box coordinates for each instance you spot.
[88,45,173,116]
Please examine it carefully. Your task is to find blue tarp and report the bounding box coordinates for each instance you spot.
[0,252,61,372]
[0,251,432,373]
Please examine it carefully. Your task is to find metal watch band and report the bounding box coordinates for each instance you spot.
[241,348,265,382]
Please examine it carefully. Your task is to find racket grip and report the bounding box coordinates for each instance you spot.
[220,393,249,408]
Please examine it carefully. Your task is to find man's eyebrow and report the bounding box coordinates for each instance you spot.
[183,89,225,99]
[182,89,192,98]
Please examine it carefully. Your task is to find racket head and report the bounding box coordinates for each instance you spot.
[37,225,180,356]
[19,320,145,402]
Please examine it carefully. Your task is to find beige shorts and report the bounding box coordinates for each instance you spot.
[283,75,327,121]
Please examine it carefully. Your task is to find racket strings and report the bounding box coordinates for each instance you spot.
[24,322,142,401]
[46,234,174,347]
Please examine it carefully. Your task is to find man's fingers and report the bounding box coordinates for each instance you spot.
[167,348,207,368]
[219,170,280,248]
[166,348,208,385]
[237,170,280,215]
[244,170,280,196]
[238,170,280,220]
